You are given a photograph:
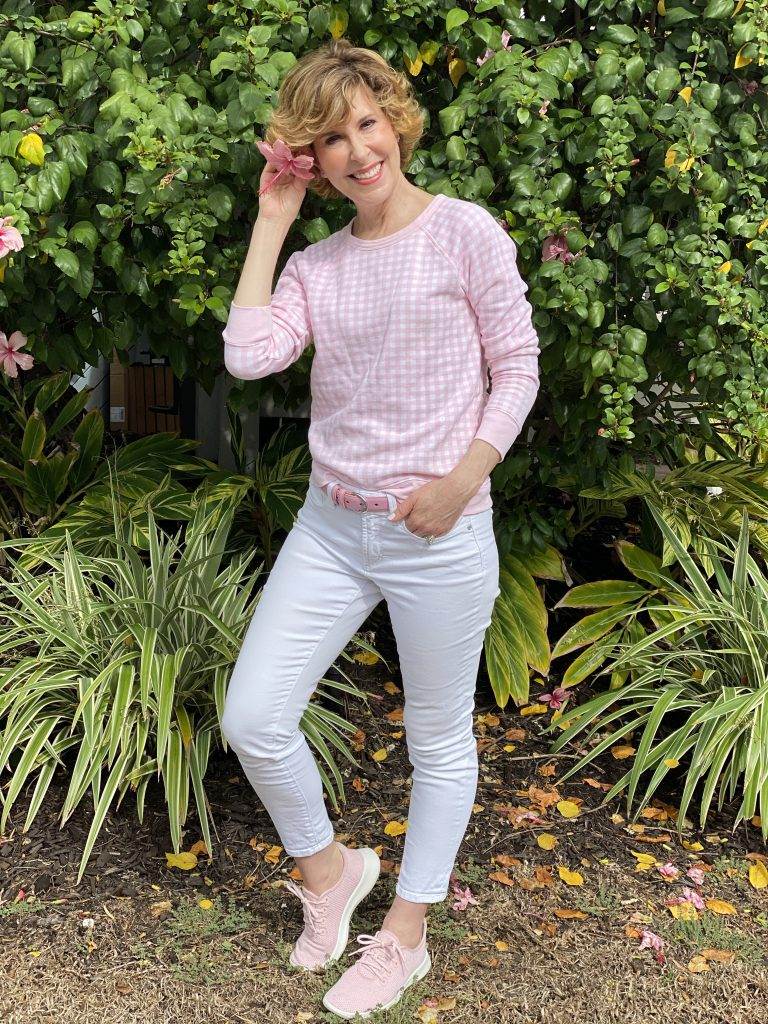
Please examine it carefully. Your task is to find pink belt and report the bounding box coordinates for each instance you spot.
[323,483,390,513]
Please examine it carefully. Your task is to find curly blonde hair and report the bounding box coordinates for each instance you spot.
[263,38,427,202]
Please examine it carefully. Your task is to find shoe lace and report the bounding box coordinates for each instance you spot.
[349,931,407,981]
[282,879,329,939]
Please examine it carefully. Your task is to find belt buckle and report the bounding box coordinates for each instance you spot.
[345,489,368,512]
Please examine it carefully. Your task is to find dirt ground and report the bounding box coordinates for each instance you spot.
[1,604,767,1024]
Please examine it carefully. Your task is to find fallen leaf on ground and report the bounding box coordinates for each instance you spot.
[488,870,515,887]
[371,748,388,762]
[705,898,737,915]
[354,651,379,665]
[748,862,768,889]
[558,866,584,886]
[264,845,283,864]
[688,954,709,973]
[165,852,197,870]
[557,800,581,818]
[611,744,636,759]
[553,908,588,920]
[384,819,408,837]
[537,833,558,850]
[701,948,736,964]
[384,681,400,694]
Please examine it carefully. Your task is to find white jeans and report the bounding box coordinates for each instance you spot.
[221,480,500,903]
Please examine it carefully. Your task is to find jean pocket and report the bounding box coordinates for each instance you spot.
[397,515,468,544]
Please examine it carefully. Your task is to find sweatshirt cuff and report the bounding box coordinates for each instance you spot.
[223,305,271,346]
[473,408,524,462]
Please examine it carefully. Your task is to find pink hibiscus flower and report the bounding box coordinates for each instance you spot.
[0,331,34,377]
[539,685,569,709]
[542,233,576,264]
[0,217,24,260]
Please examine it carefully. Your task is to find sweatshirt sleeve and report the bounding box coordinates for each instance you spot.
[461,212,540,461]
[222,251,313,380]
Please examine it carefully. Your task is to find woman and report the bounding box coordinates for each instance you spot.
[220,38,540,1020]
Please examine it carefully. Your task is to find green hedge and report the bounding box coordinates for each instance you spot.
[1,1,767,550]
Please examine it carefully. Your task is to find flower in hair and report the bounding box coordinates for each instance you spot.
[256,139,316,196]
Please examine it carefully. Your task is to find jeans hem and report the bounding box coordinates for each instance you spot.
[284,829,336,859]
[395,883,448,904]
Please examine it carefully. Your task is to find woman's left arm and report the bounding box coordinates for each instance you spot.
[447,215,541,499]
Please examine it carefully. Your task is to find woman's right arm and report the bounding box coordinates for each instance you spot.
[223,214,314,380]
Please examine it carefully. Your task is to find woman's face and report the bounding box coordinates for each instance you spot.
[311,86,402,202]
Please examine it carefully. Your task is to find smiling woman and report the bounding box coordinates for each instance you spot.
[220,35,540,1022]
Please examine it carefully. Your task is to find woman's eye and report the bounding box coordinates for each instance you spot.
[326,120,374,144]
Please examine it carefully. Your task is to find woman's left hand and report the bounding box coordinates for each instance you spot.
[387,477,469,538]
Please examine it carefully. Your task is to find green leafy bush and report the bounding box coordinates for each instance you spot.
[544,507,768,840]
[0,476,372,881]
[1,2,767,554]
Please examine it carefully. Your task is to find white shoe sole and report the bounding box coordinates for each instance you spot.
[289,846,381,971]
[321,950,432,1019]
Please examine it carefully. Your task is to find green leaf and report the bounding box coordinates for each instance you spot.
[445,8,470,32]
[53,249,80,278]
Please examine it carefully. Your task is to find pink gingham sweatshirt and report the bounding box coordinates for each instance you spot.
[222,192,540,514]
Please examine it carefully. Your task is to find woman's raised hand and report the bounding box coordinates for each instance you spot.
[256,138,317,223]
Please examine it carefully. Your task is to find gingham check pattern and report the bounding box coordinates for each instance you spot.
[223,193,540,514]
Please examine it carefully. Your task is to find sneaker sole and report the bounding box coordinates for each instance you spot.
[289,846,381,971]
[321,950,432,1019]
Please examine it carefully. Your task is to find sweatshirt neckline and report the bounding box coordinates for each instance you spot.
[344,192,446,249]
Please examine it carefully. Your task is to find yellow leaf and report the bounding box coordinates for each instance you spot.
[448,58,467,88]
[657,0,665,14]
[0,262,5,283]
[198,899,213,910]
[757,217,768,235]
[29,950,41,957]
[503,743,516,752]
[383,681,400,695]
[663,758,679,768]
[558,866,584,886]
[328,5,348,39]
[371,747,388,762]
[748,862,768,889]
[682,839,704,851]
[165,851,198,870]
[521,703,548,716]
[419,41,440,66]
[678,87,693,104]
[669,901,698,920]
[631,851,658,870]
[495,939,509,951]
[717,260,731,273]
[734,46,752,69]
[733,0,745,13]
[553,907,589,919]
[264,844,283,864]
[706,898,737,915]
[17,132,45,167]
[664,146,679,168]
[611,744,635,760]
[354,651,379,665]
[537,833,558,850]
[404,53,423,76]
[384,818,408,836]
[678,156,695,172]
[471,803,484,814]
[416,1007,439,1024]
[557,800,581,818]
[688,954,710,973]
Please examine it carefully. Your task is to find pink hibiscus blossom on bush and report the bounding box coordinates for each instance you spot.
[542,233,576,264]
[0,331,34,377]
[0,217,24,259]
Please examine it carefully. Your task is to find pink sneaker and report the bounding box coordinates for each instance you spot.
[321,921,431,1019]
[282,842,380,972]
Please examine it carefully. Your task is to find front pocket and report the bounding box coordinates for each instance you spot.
[397,516,466,544]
